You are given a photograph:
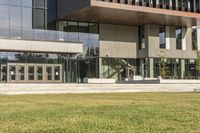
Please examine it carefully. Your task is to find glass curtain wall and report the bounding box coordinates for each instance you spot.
[139,26,145,49]
[176,27,182,50]
[57,21,100,82]
[192,28,197,50]
[0,52,84,83]
[100,58,139,81]
[159,26,166,49]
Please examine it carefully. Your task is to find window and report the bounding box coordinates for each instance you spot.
[28,66,34,80]
[22,0,32,7]
[176,27,182,50]
[66,21,78,32]
[46,66,52,80]
[192,28,197,50]
[172,0,176,10]
[79,22,89,33]
[0,5,9,30]
[10,6,22,38]
[139,26,145,49]
[54,66,60,80]
[0,0,8,4]
[33,9,46,29]
[37,66,43,80]
[178,0,182,10]
[33,0,46,8]
[159,26,166,49]
[159,0,163,8]
[89,23,99,34]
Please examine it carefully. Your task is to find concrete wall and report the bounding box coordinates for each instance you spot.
[99,24,138,58]
[99,24,196,59]
[147,24,197,59]
[0,39,83,54]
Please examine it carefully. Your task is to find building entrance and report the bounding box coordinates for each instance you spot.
[6,63,62,83]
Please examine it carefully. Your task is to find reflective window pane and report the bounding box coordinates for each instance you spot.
[28,66,34,80]
[33,9,45,29]
[54,66,60,80]
[18,66,25,80]
[0,0,8,4]
[46,66,52,80]
[10,6,22,38]
[33,0,45,8]
[9,0,21,6]
[22,0,32,7]
[37,66,43,80]
[0,5,9,38]
[10,66,16,80]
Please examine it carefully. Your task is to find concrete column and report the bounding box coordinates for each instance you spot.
[176,0,179,9]
[149,58,154,78]
[181,59,185,79]
[197,28,200,51]
[193,0,196,12]
[99,58,102,79]
[156,0,159,7]
[169,0,172,8]
[182,28,187,51]
[166,26,170,50]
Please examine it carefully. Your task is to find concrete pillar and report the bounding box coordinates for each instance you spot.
[149,58,154,78]
[175,0,179,9]
[169,0,172,8]
[166,26,170,50]
[99,58,102,78]
[197,28,200,51]
[156,0,159,7]
[182,28,187,50]
[181,59,185,79]
[193,0,196,12]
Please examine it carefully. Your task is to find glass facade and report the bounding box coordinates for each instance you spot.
[159,26,166,49]
[0,52,99,83]
[176,27,182,50]
[100,58,140,81]
[0,1,100,83]
[192,28,197,50]
[139,26,145,49]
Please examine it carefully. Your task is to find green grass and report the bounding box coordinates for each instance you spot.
[0,93,200,133]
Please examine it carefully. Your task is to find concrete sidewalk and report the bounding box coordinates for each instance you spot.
[0,83,198,95]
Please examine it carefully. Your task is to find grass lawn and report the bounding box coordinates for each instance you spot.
[0,93,200,133]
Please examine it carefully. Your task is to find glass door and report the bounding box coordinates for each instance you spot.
[8,65,16,82]
[36,66,43,81]
[46,66,52,81]
[1,65,7,83]
[18,65,25,81]
[6,63,62,83]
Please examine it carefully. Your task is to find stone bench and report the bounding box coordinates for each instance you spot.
[86,78,116,84]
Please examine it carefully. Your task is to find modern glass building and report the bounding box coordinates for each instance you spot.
[0,0,200,83]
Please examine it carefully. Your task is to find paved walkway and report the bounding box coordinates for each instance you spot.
[0,83,198,95]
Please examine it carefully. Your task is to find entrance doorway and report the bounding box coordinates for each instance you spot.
[7,63,62,83]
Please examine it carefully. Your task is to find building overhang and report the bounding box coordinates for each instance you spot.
[0,39,83,54]
[59,0,200,27]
